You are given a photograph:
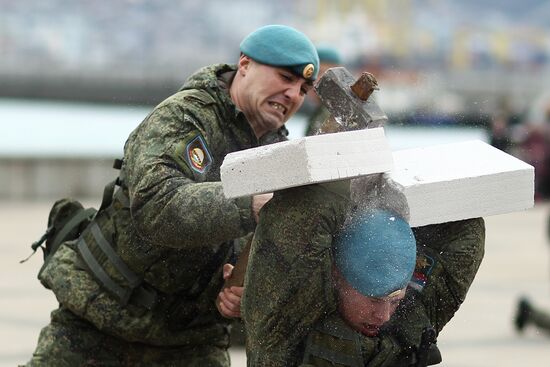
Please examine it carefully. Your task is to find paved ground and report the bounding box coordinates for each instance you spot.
[2,200,550,366]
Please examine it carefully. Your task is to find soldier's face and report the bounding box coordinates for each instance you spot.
[235,56,312,138]
[336,272,405,336]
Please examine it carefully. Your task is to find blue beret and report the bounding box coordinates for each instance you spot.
[334,209,416,298]
[316,45,342,64]
[240,25,319,81]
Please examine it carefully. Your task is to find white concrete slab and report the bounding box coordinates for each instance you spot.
[221,128,393,198]
[390,140,534,226]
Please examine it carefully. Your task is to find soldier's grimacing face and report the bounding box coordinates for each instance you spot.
[335,271,405,336]
[237,56,312,137]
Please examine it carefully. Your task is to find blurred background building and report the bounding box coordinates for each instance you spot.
[1,0,550,200]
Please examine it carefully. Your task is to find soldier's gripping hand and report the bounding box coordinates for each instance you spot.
[216,264,244,318]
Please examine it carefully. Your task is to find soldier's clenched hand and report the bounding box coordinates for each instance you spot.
[216,264,244,318]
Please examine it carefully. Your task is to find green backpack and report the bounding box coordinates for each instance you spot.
[22,159,123,274]
[22,198,96,287]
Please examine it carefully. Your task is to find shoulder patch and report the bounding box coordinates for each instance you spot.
[183,135,213,174]
[409,253,435,292]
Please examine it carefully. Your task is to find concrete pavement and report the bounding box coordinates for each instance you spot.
[1,200,549,366]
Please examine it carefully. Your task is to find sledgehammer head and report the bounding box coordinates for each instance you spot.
[315,67,388,130]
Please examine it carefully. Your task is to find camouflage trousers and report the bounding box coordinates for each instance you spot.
[25,307,230,367]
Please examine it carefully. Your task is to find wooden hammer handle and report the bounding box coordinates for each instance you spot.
[224,236,252,289]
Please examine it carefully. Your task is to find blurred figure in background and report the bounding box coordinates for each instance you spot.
[514,98,550,332]
[511,100,550,201]
[514,213,550,335]
[489,111,513,153]
[304,44,343,136]
[515,297,550,336]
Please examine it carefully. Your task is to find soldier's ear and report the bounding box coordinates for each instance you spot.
[238,55,252,76]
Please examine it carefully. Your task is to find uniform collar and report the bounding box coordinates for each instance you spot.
[215,67,259,147]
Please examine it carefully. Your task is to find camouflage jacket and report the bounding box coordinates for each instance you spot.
[40,64,286,346]
[242,183,352,365]
[242,183,485,366]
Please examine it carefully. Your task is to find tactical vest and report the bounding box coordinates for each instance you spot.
[302,314,442,367]
[302,314,365,367]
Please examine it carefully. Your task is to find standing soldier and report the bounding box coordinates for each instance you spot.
[25,24,319,367]
[514,199,550,336]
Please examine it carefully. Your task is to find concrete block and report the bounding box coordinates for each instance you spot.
[390,140,534,227]
[221,128,393,198]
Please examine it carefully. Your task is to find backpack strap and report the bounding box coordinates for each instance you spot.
[96,158,125,215]
[77,222,157,310]
[77,236,131,303]
[49,208,97,255]
[20,227,54,263]
[76,158,157,310]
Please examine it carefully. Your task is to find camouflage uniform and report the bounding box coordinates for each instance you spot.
[242,183,351,366]
[242,183,485,366]
[27,64,286,366]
